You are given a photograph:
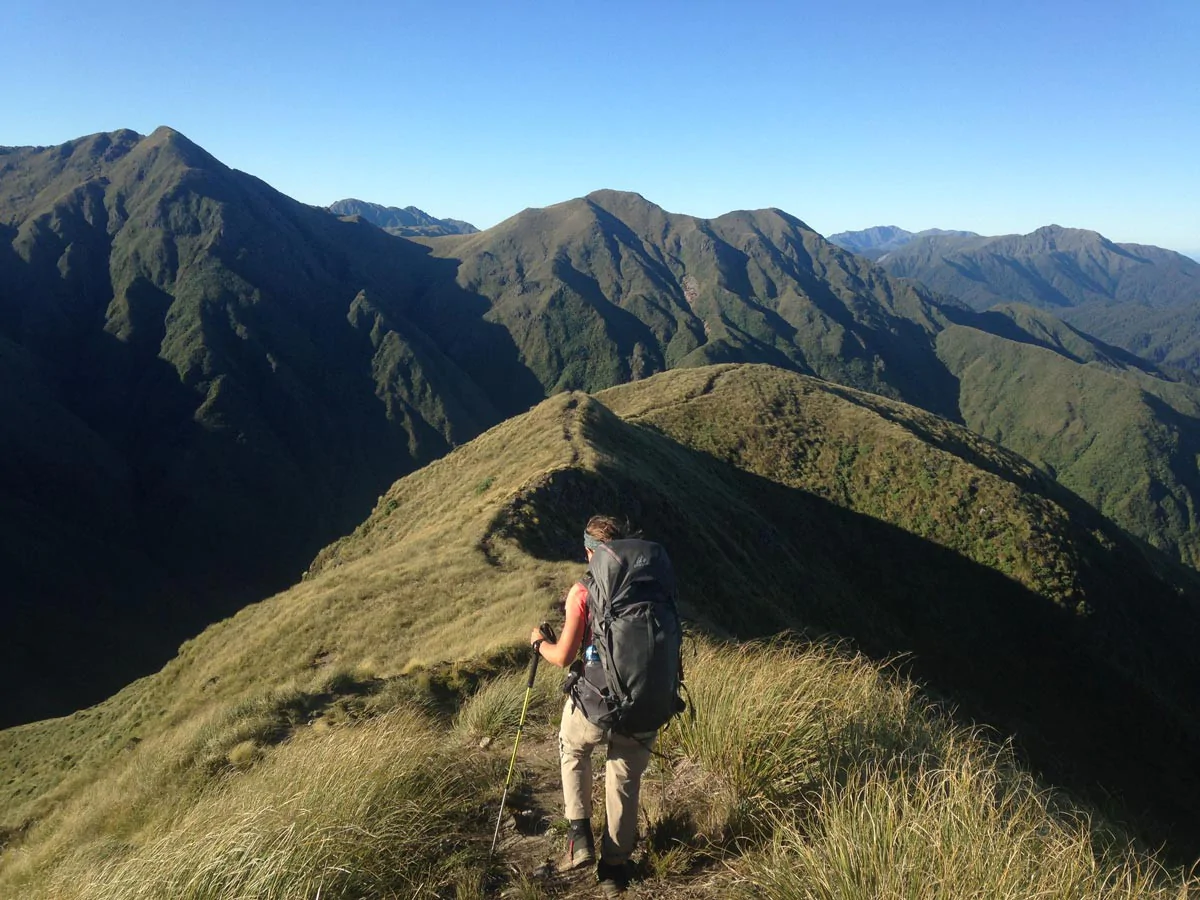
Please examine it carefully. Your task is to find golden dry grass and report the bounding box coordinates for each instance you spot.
[651,639,1196,900]
[743,751,1193,900]
[8,707,496,899]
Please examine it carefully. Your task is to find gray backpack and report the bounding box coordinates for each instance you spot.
[568,539,685,734]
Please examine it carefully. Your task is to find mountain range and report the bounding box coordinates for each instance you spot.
[827,225,978,260]
[832,224,1200,372]
[327,198,477,236]
[6,125,1200,891]
[418,192,1200,569]
[4,127,1200,728]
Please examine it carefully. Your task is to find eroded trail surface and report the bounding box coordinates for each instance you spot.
[488,726,734,899]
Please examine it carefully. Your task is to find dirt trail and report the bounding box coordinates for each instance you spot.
[488,726,734,899]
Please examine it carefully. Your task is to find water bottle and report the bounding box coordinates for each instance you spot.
[583,644,604,691]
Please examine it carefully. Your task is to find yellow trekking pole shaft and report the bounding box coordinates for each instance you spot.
[489,622,555,859]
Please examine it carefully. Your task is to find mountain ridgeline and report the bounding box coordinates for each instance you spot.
[328,198,478,237]
[4,127,1200,728]
[828,225,978,260]
[417,192,1200,570]
[835,224,1200,372]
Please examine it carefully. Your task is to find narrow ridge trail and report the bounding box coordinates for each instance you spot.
[487,725,735,899]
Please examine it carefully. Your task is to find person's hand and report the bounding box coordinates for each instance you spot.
[530,625,546,646]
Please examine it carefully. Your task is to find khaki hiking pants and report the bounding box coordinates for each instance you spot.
[558,699,657,864]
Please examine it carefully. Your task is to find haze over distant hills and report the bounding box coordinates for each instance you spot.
[875,226,1200,310]
[328,198,477,237]
[5,126,1200,727]
[827,225,978,260]
[833,224,1200,371]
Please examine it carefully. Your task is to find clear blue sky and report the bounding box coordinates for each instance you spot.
[5,0,1198,252]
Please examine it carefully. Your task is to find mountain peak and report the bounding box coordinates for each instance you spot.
[583,189,667,217]
[142,125,203,154]
[585,188,652,205]
[147,124,183,140]
[128,125,223,173]
[828,225,917,258]
[1032,223,1099,238]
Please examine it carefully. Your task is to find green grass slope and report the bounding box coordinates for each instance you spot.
[3,365,1199,895]
[7,128,1200,739]
[937,304,1200,567]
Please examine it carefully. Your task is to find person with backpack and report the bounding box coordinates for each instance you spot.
[530,515,684,896]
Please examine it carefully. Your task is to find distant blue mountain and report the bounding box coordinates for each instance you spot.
[329,199,478,237]
[827,226,977,260]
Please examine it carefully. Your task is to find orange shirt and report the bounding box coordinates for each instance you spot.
[568,580,592,649]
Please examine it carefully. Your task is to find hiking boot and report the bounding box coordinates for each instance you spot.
[596,859,630,896]
[557,822,595,872]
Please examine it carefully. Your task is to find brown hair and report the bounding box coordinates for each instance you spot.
[585,514,626,543]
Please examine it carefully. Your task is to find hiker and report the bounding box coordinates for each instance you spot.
[530,515,682,896]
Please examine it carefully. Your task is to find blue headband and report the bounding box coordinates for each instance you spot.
[583,533,604,552]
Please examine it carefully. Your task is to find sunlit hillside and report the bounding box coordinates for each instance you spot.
[2,364,1198,897]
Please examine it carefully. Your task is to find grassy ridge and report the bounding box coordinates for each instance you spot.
[593,368,1200,853]
[4,364,1200,884]
[0,392,591,832]
[421,190,1200,575]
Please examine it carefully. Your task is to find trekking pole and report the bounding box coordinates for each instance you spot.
[489,621,556,859]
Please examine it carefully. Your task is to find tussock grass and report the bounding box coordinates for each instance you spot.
[649,638,1194,898]
[5,372,1199,898]
[658,638,941,839]
[742,751,1190,899]
[452,660,563,743]
[16,707,493,900]
[4,636,1194,899]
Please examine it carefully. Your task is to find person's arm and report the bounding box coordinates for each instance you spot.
[530,582,586,668]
